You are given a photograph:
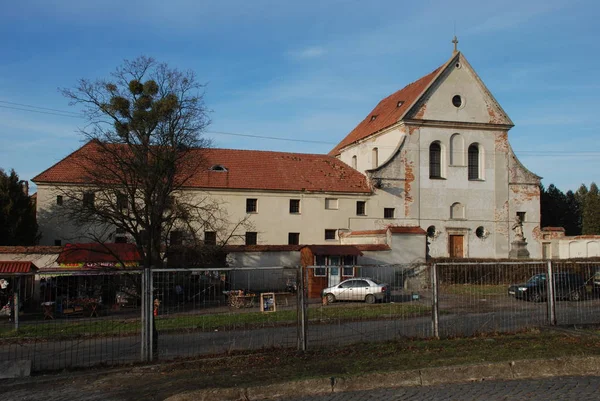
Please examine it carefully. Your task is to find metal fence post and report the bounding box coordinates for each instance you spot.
[431,263,439,339]
[296,265,307,351]
[13,276,20,331]
[547,260,556,325]
[141,267,154,362]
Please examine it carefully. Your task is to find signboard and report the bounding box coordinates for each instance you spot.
[260,292,276,313]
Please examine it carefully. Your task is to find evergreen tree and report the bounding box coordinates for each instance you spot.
[564,190,582,235]
[582,182,600,234]
[0,169,39,245]
[540,184,568,228]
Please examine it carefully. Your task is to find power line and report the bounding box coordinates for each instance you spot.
[0,100,82,116]
[205,130,336,145]
[1,99,599,155]
[0,104,84,119]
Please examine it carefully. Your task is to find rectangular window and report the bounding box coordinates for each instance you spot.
[356,201,366,216]
[325,198,338,210]
[115,236,127,244]
[246,198,258,213]
[165,195,175,210]
[384,208,395,219]
[83,192,95,209]
[245,231,257,245]
[289,199,300,214]
[342,267,354,277]
[325,229,336,240]
[517,211,526,222]
[314,255,327,277]
[117,193,128,211]
[170,230,183,246]
[288,232,300,245]
[56,195,63,206]
[204,231,217,246]
[138,230,148,245]
[54,239,62,246]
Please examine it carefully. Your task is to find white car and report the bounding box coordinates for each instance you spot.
[322,278,391,304]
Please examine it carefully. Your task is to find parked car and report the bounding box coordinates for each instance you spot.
[508,272,587,302]
[322,278,390,304]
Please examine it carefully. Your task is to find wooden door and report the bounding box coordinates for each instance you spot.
[449,235,464,258]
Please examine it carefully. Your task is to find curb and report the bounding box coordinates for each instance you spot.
[165,355,600,401]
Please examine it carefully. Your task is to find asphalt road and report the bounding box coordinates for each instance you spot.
[285,376,600,401]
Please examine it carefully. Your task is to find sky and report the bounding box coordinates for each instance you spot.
[1,0,599,193]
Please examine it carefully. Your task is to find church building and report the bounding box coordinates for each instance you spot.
[32,42,541,260]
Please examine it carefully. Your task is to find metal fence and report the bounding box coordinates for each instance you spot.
[2,260,600,373]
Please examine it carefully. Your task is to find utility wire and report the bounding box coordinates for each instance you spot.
[1,100,599,154]
[0,100,82,116]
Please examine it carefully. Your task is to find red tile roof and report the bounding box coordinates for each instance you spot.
[329,63,447,156]
[347,229,387,236]
[302,245,363,256]
[33,141,371,194]
[225,245,302,253]
[389,226,427,235]
[354,244,391,252]
[542,227,565,232]
[0,261,38,274]
[0,246,63,254]
[57,243,141,264]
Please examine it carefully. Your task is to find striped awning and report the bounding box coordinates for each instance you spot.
[0,261,38,274]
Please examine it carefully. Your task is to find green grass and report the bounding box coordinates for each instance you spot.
[81,329,600,396]
[443,284,507,296]
[0,303,431,342]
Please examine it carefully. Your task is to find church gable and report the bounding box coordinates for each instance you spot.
[406,54,513,127]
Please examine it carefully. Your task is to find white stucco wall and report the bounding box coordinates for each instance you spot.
[338,127,405,174]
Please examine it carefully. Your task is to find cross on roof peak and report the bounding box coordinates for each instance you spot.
[452,36,459,54]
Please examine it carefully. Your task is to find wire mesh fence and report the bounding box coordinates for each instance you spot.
[307,264,434,348]
[2,260,600,372]
[0,271,142,371]
[151,267,299,361]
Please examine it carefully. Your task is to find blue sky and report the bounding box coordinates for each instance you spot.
[1,0,598,193]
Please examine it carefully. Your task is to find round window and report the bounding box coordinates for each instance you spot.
[452,95,462,108]
[427,225,436,238]
[476,226,487,239]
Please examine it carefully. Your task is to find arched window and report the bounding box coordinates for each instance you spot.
[372,148,378,169]
[468,144,480,180]
[450,133,464,166]
[450,202,465,219]
[429,142,442,178]
[351,155,357,169]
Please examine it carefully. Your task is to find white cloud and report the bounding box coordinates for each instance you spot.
[287,46,327,60]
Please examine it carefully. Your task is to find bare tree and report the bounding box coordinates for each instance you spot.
[58,56,248,269]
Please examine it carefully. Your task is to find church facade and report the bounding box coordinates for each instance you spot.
[330,50,541,258]
[32,48,541,260]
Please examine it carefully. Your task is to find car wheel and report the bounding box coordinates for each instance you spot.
[326,293,336,304]
[569,290,582,302]
[530,292,543,302]
[365,294,376,304]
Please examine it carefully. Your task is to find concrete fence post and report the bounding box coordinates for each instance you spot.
[431,263,439,339]
[297,266,307,351]
[547,261,556,325]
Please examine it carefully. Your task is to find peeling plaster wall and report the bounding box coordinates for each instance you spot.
[338,127,405,174]
[507,145,542,258]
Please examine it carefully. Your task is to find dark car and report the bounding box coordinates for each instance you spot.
[508,272,586,302]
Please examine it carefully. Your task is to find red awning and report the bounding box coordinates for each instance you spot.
[57,243,141,264]
[302,245,363,256]
[0,261,38,274]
